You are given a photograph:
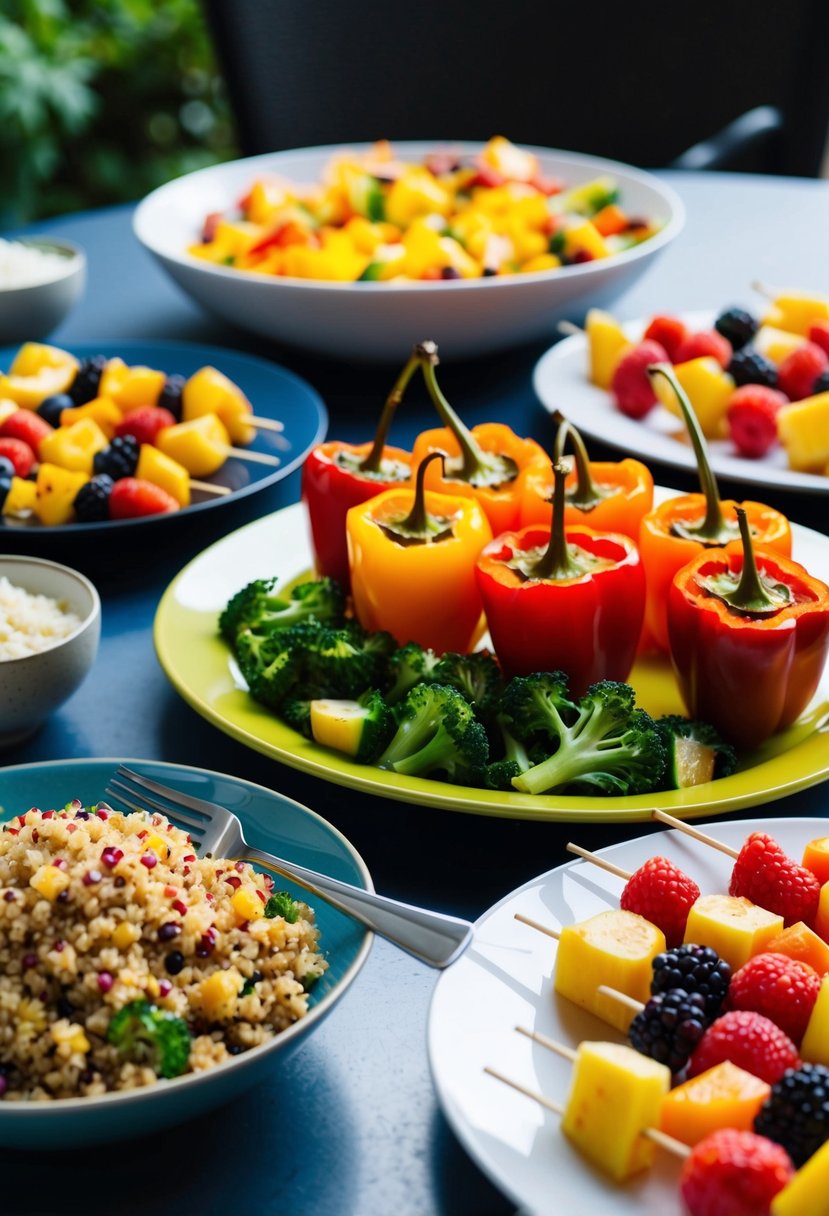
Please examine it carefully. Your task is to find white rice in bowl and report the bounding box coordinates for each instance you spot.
[0,800,327,1100]
[0,576,82,660]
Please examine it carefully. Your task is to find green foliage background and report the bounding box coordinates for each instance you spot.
[0,0,238,226]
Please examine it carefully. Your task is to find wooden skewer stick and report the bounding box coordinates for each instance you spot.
[751,279,777,302]
[651,809,739,861]
[227,446,281,467]
[514,911,560,940]
[566,842,632,881]
[190,479,231,497]
[597,983,645,1015]
[516,1023,576,1061]
[483,1062,690,1159]
[248,415,285,432]
[557,320,584,337]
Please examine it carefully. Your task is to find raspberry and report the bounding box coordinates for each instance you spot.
[679,1128,793,1216]
[651,943,731,1020]
[777,342,829,400]
[628,987,708,1073]
[715,306,758,352]
[114,406,176,447]
[620,855,700,946]
[727,952,820,1044]
[0,437,35,478]
[728,347,778,388]
[755,1063,829,1166]
[643,314,688,361]
[688,1010,801,1084]
[674,329,733,369]
[726,385,787,459]
[730,832,821,927]
[0,408,53,454]
[808,320,829,358]
[610,339,669,419]
[108,477,179,520]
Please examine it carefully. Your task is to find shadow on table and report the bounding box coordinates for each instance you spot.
[430,1106,515,1216]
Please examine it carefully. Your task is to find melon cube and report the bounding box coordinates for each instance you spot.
[804,839,829,888]
[554,909,666,1033]
[683,894,784,971]
[561,1041,670,1181]
[767,922,829,977]
[659,1060,770,1146]
[585,308,631,388]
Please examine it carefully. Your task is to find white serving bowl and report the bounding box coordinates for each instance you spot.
[0,238,86,346]
[0,555,100,745]
[133,142,684,362]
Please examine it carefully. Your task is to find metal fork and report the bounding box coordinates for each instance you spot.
[104,765,473,969]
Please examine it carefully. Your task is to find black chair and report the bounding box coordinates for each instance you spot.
[204,0,829,177]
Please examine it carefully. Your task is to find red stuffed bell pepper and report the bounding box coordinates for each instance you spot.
[301,349,420,588]
[668,506,829,750]
[475,460,646,695]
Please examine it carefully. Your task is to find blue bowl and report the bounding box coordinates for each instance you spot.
[0,758,372,1148]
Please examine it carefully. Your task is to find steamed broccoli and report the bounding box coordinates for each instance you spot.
[106,999,191,1079]
[431,650,504,722]
[281,696,313,738]
[264,891,300,922]
[303,623,395,698]
[483,707,536,790]
[655,715,738,789]
[309,688,395,762]
[385,641,442,703]
[505,674,666,796]
[377,682,489,783]
[219,576,345,643]
[235,626,305,709]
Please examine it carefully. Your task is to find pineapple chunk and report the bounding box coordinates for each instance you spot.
[34,463,89,526]
[136,445,191,508]
[771,1136,829,1215]
[561,1041,670,1181]
[777,392,829,471]
[763,293,829,337]
[0,343,78,409]
[198,969,241,1020]
[754,323,808,364]
[2,475,37,518]
[800,975,829,1065]
[554,909,666,1032]
[683,894,783,970]
[39,417,109,476]
[231,887,263,923]
[98,359,166,411]
[585,308,631,389]
[112,921,140,950]
[156,414,229,478]
[29,864,70,902]
[182,366,255,446]
[654,356,735,439]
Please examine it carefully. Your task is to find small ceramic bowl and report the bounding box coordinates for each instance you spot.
[0,555,101,745]
[0,238,86,346]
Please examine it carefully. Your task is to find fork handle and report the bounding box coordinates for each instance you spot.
[242,847,473,969]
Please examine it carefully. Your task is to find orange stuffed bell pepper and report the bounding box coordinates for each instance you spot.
[640,364,791,653]
[346,452,492,653]
[517,410,654,539]
[668,507,829,750]
[301,349,418,588]
[409,340,548,536]
[475,460,645,694]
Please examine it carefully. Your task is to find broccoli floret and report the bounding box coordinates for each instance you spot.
[655,715,738,789]
[106,999,191,1079]
[431,650,505,722]
[507,676,666,797]
[281,696,313,738]
[483,758,525,790]
[309,688,395,762]
[219,576,345,643]
[264,891,300,922]
[483,704,536,789]
[303,625,389,698]
[377,682,489,783]
[236,628,304,709]
[385,642,441,703]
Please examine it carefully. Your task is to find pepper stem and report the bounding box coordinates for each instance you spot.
[647,363,734,543]
[416,341,517,487]
[531,461,583,579]
[358,348,422,473]
[698,507,792,615]
[399,450,445,536]
[552,410,602,510]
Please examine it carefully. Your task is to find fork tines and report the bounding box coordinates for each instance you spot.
[105,775,208,842]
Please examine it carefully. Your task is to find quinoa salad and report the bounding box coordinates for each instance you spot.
[0,800,327,1100]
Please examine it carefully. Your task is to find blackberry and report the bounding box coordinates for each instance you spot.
[755,1063,829,1166]
[37,392,74,428]
[69,354,108,405]
[93,435,139,481]
[158,374,186,421]
[628,987,708,1073]
[651,944,731,1020]
[728,347,778,388]
[73,474,114,523]
[714,306,758,351]
[812,368,829,394]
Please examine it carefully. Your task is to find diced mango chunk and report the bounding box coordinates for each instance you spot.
[800,974,829,1065]
[654,356,735,439]
[29,864,70,902]
[231,887,263,923]
[803,838,829,887]
[754,323,808,364]
[767,922,829,977]
[684,894,784,971]
[777,392,829,472]
[585,308,631,389]
[561,1041,670,1181]
[182,366,255,446]
[771,1136,829,1214]
[659,1060,770,1146]
[555,909,666,1033]
[156,414,229,477]
[198,969,241,1020]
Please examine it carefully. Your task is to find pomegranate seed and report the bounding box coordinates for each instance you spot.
[234,862,246,873]
[22,953,37,969]
[205,892,214,902]
[164,885,176,898]
[7,829,18,836]
[159,980,172,997]
[256,889,266,903]
[96,808,108,820]
[225,875,242,889]
[101,847,123,868]
[97,971,114,992]
[3,891,15,903]
[42,810,53,819]
[183,854,196,863]
[31,829,39,843]
[172,899,187,916]
[137,830,148,840]
[82,870,102,886]
[140,852,158,869]
[65,824,77,834]
[54,941,65,953]
[53,858,66,870]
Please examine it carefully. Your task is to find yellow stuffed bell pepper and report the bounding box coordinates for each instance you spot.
[346,452,492,654]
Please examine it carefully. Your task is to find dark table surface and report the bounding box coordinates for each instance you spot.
[3,168,829,1216]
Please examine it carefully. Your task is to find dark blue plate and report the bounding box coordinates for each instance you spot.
[0,339,327,534]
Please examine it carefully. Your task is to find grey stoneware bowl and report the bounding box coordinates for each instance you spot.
[0,555,101,745]
[0,238,86,345]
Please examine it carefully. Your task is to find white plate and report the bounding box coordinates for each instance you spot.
[134,142,684,361]
[533,311,829,495]
[428,816,824,1215]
